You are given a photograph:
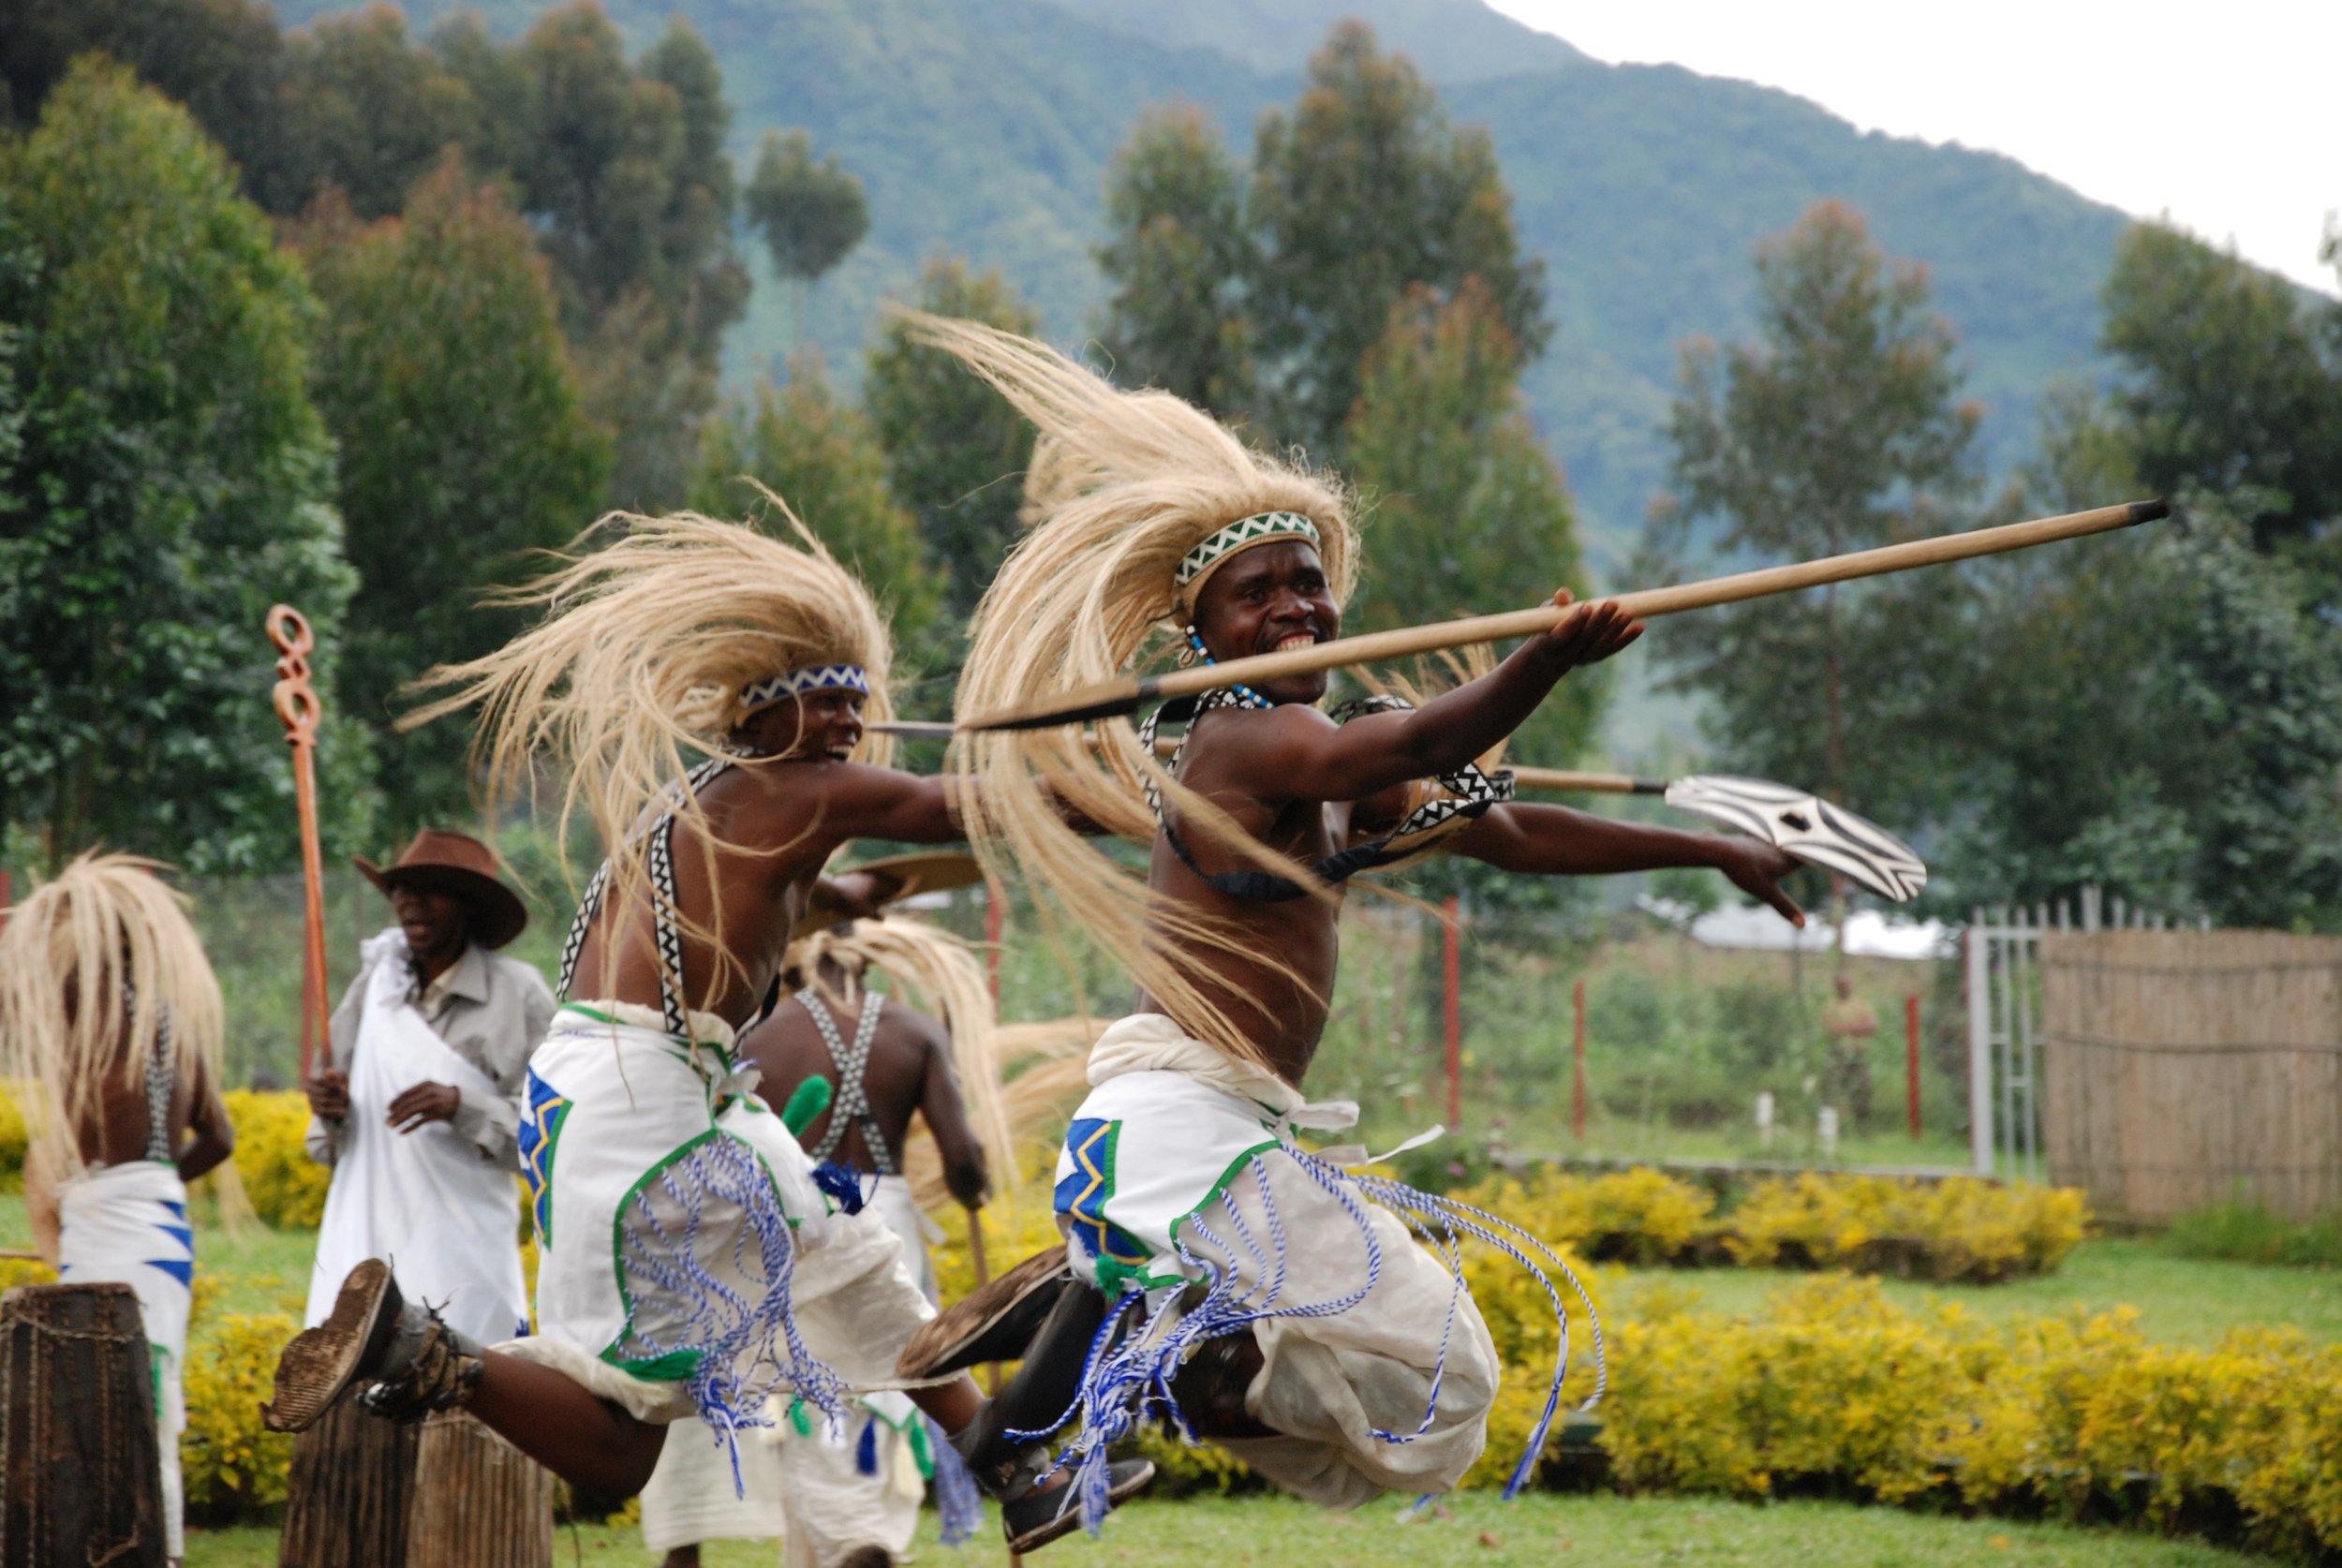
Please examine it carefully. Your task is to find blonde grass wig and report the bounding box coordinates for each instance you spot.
[787,916,1015,1188]
[0,852,224,1178]
[913,314,1362,1074]
[403,505,897,1005]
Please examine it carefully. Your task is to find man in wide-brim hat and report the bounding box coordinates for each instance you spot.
[302,828,553,1347]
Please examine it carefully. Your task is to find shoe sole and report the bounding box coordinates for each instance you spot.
[896,1244,1070,1380]
[262,1258,394,1432]
[1005,1459,1156,1555]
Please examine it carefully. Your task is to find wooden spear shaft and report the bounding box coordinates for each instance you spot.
[267,605,334,1080]
[964,498,2167,731]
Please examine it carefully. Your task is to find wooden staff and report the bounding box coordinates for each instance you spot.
[964,499,2168,731]
[267,606,334,1080]
[964,1210,1000,1394]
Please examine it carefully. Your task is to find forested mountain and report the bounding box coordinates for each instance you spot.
[264,0,2129,565]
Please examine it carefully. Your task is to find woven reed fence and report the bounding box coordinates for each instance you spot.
[2039,930,2342,1221]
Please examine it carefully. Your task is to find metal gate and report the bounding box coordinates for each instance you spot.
[1965,887,2188,1177]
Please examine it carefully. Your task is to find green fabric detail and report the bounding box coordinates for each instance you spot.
[598,1345,703,1383]
[790,1397,815,1438]
[908,1417,935,1479]
[780,1074,833,1136]
[1165,1138,1282,1253]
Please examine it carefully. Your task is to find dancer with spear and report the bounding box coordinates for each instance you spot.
[895,316,2161,1538]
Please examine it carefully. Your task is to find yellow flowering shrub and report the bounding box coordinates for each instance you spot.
[225,1088,331,1229]
[0,1081,27,1190]
[1727,1173,2088,1281]
[181,1312,299,1516]
[1456,1166,1717,1265]
[0,1255,56,1291]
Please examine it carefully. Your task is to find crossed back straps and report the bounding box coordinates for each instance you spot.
[797,984,894,1175]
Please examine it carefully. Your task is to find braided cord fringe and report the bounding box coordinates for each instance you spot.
[615,1133,848,1495]
[1020,1146,1603,1532]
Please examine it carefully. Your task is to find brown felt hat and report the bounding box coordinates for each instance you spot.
[353,829,528,951]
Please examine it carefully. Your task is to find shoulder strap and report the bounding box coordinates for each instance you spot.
[125,978,174,1163]
[556,756,735,1040]
[797,985,895,1174]
[1137,689,1516,902]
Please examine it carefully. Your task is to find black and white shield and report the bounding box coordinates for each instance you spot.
[1662,775,1927,902]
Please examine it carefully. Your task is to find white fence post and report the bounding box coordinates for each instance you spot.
[1966,916,1994,1176]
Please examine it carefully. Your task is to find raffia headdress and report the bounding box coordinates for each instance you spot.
[404,505,896,1005]
[917,314,1359,1073]
[0,852,224,1177]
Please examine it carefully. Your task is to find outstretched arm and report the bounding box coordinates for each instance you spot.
[1213,597,1641,806]
[821,763,964,843]
[915,1024,991,1211]
[1451,802,1806,925]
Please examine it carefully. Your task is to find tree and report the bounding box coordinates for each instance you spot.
[1645,201,1980,835]
[865,256,1040,641]
[8,3,766,518]
[1943,486,2342,927]
[1094,105,1256,414]
[1248,22,1547,459]
[743,129,869,352]
[2100,221,2342,555]
[691,358,942,672]
[295,154,611,835]
[0,60,368,873]
[511,9,747,510]
[1345,280,1596,766]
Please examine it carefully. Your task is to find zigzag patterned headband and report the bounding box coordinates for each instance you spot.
[739,663,870,711]
[1174,510,1322,592]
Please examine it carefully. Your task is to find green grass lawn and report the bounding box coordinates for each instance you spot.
[181,1491,2272,1567]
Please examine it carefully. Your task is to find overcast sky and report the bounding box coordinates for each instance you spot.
[1486,1,2337,296]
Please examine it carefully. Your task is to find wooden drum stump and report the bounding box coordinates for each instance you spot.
[278,1388,421,1568]
[0,1281,166,1568]
[405,1409,555,1568]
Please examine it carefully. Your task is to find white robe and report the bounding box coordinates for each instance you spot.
[57,1160,193,1558]
[305,932,528,1345]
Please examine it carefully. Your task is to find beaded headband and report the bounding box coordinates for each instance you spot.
[1173,510,1322,591]
[738,663,870,711]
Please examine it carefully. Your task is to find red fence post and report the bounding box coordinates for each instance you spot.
[1442,895,1462,1129]
[1905,993,1923,1139]
[0,868,10,929]
[1572,977,1587,1143]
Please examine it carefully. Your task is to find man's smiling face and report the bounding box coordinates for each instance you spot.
[1190,539,1341,705]
[740,688,867,761]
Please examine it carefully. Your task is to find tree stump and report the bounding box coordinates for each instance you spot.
[405,1409,555,1568]
[0,1281,166,1568]
[277,1388,420,1568]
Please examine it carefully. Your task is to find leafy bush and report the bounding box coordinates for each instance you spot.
[1725,1173,2087,1282]
[1607,1276,2342,1561]
[0,1082,26,1191]
[225,1088,331,1229]
[181,1312,300,1518]
[2164,1197,2342,1269]
[1451,1166,2086,1283]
